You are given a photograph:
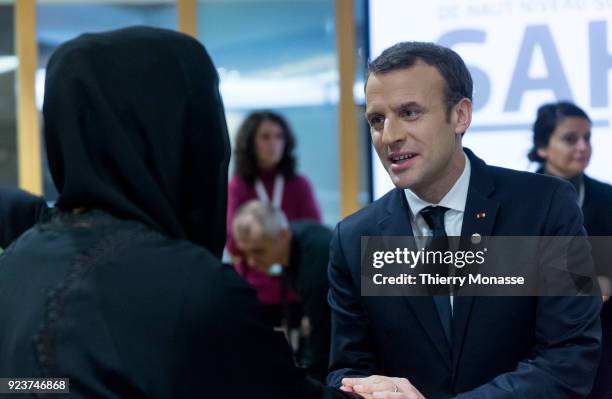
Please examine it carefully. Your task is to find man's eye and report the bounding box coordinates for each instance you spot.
[400,109,419,119]
[369,115,384,128]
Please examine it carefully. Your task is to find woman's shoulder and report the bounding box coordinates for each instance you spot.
[116,235,251,309]
[144,239,258,320]
[585,175,612,200]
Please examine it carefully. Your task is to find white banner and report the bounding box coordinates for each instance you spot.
[370,0,612,198]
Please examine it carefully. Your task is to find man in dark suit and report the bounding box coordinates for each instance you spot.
[328,42,602,398]
[233,200,333,382]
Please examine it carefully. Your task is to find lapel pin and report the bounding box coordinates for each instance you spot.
[476,212,486,219]
[471,233,482,244]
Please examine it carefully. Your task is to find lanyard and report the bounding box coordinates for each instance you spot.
[254,175,284,208]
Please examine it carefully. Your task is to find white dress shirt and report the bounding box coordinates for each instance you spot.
[404,153,471,240]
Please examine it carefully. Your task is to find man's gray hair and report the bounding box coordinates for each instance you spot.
[232,200,289,241]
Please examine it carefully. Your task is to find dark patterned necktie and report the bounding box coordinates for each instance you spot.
[420,205,453,345]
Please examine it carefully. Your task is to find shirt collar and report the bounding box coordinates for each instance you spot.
[404,152,471,218]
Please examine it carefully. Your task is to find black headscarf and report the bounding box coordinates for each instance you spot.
[43,26,230,258]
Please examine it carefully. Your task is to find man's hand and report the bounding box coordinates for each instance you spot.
[341,375,426,399]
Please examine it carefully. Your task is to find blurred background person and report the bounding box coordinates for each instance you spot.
[232,200,332,382]
[0,186,47,251]
[0,27,354,399]
[227,111,321,330]
[529,100,612,398]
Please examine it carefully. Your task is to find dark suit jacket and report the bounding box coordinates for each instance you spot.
[287,220,333,382]
[583,175,612,238]
[0,186,47,249]
[582,175,612,282]
[533,170,612,278]
[582,175,612,399]
[327,148,602,398]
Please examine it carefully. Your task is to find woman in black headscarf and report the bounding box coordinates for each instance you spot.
[529,101,612,398]
[0,27,351,399]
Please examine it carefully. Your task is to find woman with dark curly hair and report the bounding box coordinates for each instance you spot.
[529,101,612,398]
[227,111,321,328]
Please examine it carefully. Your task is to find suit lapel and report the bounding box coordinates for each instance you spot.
[378,188,453,369]
[453,149,500,370]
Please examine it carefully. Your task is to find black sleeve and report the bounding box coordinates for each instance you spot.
[294,229,333,382]
[327,222,380,388]
[174,257,356,399]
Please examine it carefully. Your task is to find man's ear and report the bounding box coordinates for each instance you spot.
[453,98,472,135]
